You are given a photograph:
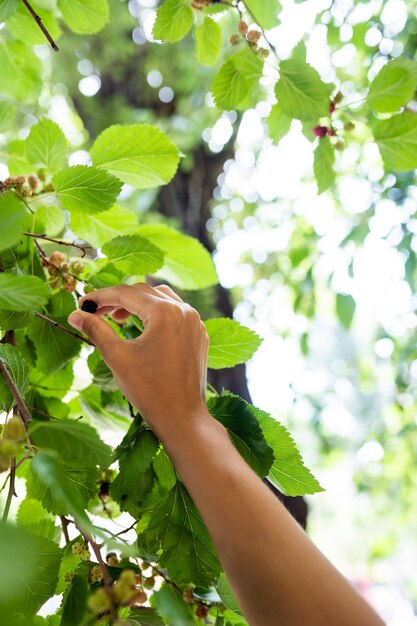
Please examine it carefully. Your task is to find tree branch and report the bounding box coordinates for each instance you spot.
[60,515,70,545]
[34,311,94,346]
[20,0,59,51]
[23,232,93,258]
[0,359,32,426]
[1,458,16,523]
[71,519,113,588]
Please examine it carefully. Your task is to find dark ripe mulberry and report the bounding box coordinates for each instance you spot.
[312,125,328,138]
[81,299,98,314]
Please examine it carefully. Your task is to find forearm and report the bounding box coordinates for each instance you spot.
[161,411,385,626]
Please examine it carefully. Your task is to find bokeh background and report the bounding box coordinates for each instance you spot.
[1,0,417,623]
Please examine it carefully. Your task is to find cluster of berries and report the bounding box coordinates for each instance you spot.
[0,415,25,472]
[312,92,355,150]
[42,250,84,293]
[182,585,210,619]
[72,541,91,561]
[0,172,53,199]
[230,21,267,57]
[87,568,147,616]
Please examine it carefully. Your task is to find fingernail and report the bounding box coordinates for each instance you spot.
[68,311,83,331]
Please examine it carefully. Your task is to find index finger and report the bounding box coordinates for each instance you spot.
[78,284,166,325]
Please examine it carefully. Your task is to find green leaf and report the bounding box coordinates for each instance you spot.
[243,0,279,29]
[153,0,193,43]
[253,407,324,496]
[0,310,32,330]
[102,234,164,276]
[336,293,355,329]
[61,575,89,626]
[137,224,218,289]
[313,136,335,194]
[34,205,65,237]
[144,482,221,586]
[70,205,138,248]
[0,0,19,21]
[212,48,263,111]
[367,59,417,113]
[207,392,274,477]
[204,318,262,369]
[216,574,245,620]
[153,449,177,491]
[0,274,49,311]
[53,165,122,213]
[30,419,112,468]
[26,313,81,374]
[0,344,29,413]
[127,607,166,626]
[110,422,159,517]
[0,99,15,132]
[30,452,93,526]
[91,124,180,189]
[17,498,60,543]
[7,138,33,175]
[0,192,28,252]
[373,112,417,171]
[276,59,330,121]
[266,103,292,144]
[7,4,62,46]
[58,0,109,34]
[0,41,42,103]
[195,17,222,66]
[0,524,62,619]
[79,385,130,431]
[152,584,196,626]
[26,118,68,173]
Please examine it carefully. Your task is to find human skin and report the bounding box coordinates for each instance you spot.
[68,283,386,626]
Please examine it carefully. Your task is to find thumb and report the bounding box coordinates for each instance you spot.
[68,310,121,360]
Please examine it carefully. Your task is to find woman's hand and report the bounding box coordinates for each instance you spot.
[68,283,211,442]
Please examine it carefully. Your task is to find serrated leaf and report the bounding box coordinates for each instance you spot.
[0,0,19,21]
[137,224,218,289]
[153,0,193,43]
[7,4,62,46]
[276,59,330,121]
[26,118,68,173]
[102,234,163,275]
[0,192,28,252]
[61,575,89,626]
[313,136,335,194]
[195,17,221,66]
[30,452,94,526]
[127,607,166,626]
[0,274,49,311]
[70,204,138,248]
[207,392,274,477]
[110,422,159,517]
[30,419,112,468]
[26,313,81,374]
[152,584,195,626]
[17,498,60,542]
[58,0,109,34]
[367,59,417,113]
[252,406,324,496]
[153,449,177,491]
[34,205,65,237]
[212,48,263,111]
[0,344,29,413]
[0,524,62,619]
[216,574,246,620]
[266,103,292,144]
[53,165,122,213]
[373,112,417,171]
[243,0,279,29]
[0,41,42,103]
[204,318,262,369]
[336,293,355,329]
[144,482,221,586]
[0,100,15,132]
[91,124,180,189]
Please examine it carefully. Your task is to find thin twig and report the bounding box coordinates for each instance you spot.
[20,0,59,51]
[72,520,113,588]
[1,458,16,523]
[34,311,94,346]
[23,232,93,258]
[0,360,32,426]
[60,515,70,545]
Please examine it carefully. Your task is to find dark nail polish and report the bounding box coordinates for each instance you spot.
[81,300,98,314]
